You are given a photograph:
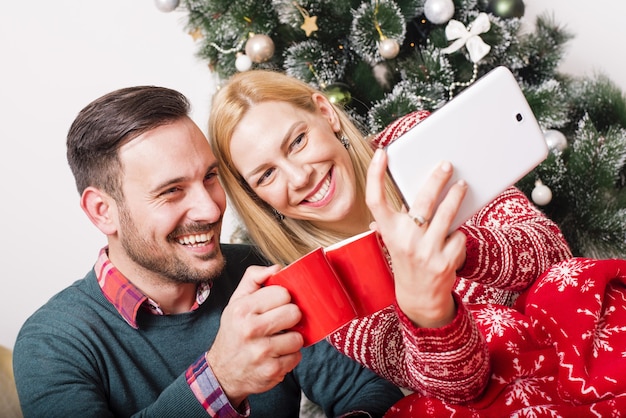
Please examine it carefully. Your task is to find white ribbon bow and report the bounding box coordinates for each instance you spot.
[441,12,491,63]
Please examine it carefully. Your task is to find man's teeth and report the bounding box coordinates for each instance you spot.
[307,176,331,203]
[177,233,211,246]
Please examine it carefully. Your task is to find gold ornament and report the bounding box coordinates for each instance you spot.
[324,83,352,107]
[301,15,319,37]
[487,0,525,19]
[378,38,400,59]
[245,34,275,63]
[294,2,319,37]
[189,28,203,41]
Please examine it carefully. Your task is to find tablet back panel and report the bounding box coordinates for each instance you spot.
[385,66,547,233]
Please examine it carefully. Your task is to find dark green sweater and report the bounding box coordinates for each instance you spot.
[14,244,403,417]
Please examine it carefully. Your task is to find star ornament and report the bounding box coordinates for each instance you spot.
[189,27,203,41]
[301,15,318,37]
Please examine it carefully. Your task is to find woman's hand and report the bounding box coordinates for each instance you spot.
[366,148,467,328]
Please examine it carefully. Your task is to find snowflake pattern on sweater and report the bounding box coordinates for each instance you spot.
[456,186,573,306]
[386,257,626,417]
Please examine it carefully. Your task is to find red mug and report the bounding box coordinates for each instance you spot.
[324,230,396,317]
[265,230,396,347]
[265,247,356,347]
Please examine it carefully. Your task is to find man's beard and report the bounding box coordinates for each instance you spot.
[118,203,225,284]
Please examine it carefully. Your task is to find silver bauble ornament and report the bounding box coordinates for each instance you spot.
[154,0,180,13]
[245,34,275,63]
[379,38,400,60]
[235,53,252,72]
[531,180,552,206]
[544,129,568,153]
[423,0,455,25]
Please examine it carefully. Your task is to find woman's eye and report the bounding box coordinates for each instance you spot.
[257,168,275,186]
[289,133,306,152]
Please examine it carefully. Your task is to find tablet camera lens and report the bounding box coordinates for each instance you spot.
[516,113,523,122]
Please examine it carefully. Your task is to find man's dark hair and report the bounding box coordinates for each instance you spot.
[66,86,191,199]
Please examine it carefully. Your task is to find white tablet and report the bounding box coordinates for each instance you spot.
[385,66,547,233]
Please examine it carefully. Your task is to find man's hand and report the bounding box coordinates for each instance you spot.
[206,264,303,408]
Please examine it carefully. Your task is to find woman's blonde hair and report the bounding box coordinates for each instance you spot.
[208,70,402,265]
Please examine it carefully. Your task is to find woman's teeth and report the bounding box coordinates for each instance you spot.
[307,176,331,203]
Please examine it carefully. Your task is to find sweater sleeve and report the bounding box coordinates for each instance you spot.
[457,187,572,293]
[327,293,490,403]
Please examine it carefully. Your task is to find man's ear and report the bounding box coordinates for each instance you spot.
[80,187,118,236]
[312,92,342,132]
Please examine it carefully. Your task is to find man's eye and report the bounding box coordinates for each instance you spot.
[160,187,180,196]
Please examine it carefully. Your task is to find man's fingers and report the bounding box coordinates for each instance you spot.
[231,264,282,300]
[254,292,302,334]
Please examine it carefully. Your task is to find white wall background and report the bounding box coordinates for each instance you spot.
[1,0,624,349]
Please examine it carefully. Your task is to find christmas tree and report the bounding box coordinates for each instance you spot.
[160,0,626,259]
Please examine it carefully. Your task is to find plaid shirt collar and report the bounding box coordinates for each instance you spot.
[94,247,211,329]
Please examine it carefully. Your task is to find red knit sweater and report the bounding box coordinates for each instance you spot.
[327,111,572,404]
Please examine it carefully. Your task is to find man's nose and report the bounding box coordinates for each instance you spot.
[186,186,224,223]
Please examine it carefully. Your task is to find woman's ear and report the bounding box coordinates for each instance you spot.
[80,187,119,236]
[312,92,342,132]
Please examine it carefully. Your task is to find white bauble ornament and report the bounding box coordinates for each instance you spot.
[235,53,252,72]
[531,180,552,206]
[544,129,568,153]
[424,0,455,25]
[245,34,275,63]
[379,38,400,59]
[154,0,179,12]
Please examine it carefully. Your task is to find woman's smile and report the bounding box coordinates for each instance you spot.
[302,168,335,207]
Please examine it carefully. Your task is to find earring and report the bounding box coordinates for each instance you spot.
[337,133,350,149]
[272,208,285,221]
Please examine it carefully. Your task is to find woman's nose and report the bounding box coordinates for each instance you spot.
[284,162,312,190]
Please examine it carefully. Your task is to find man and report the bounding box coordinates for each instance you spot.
[13,86,403,417]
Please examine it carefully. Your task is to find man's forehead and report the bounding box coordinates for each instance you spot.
[119,129,215,184]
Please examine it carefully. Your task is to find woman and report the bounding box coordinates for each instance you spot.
[207,70,572,403]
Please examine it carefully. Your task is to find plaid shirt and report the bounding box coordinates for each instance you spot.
[95,247,249,417]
